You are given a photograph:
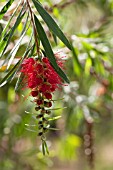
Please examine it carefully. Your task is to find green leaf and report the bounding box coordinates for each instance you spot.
[25,128,37,133]
[28,43,35,57]
[0,4,26,58]
[0,0,22,42]
[0,60,21,87]
[34,15,70,83]
[5,13,29,69]
[32,0,71,50]
[47,127,60,131]
[14,44,34,91]
[0,30,11,55]
[42,141,46,155]
[15,73,24,92]
[6,33,26,69]
[11,45,33,83]
[0,0,14,20]
[49,116,61,121]
[13,35,33,88]
[44,141,49,155]
[47,107,67,111]
[85,57,92,75]
[71,45,82,76]
[52,32,57,45]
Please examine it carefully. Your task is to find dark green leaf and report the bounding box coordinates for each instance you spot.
[52,32,57,45]
[42,141,45,155]
[34,15,69,83]
[28,43,35,57]
[0,30,11,55]
[0,0,14,20]
[32,0,71,50]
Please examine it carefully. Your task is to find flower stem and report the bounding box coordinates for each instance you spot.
[26,0,39,55]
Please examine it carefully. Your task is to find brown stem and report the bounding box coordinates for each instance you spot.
[26,0,39,55]
[84,120,94,169]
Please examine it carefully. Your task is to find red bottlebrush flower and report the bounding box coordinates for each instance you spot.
[21,55,65,106]
[50,84,57,92]
[31,91,38,97]
[35,63,43,74]
[28,74,43,88]
[42,57,49,64]
[44,93,52,99]
[28,81,37,88]
[20,54,66,143]
[21,58,35,74]
[22,58,35,65]
[21,55,65,91]
[39,84,51,93]
[42,57,63,91]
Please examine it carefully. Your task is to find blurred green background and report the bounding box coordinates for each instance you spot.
[1,0,113,170]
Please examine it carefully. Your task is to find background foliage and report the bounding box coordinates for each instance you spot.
[1,0,113,170]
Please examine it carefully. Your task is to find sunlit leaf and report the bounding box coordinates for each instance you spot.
[0,0,22,42]
[85,57,92,75]
[0,59,21,87]
[0,4,26,58]
[0,0,14,20]
[6,13,29,69]
[71,45,82,76]
[49,116,61,121]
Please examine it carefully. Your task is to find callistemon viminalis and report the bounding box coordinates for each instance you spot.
[20,54,65,152]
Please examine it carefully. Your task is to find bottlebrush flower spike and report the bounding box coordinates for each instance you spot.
[20,53,66,153]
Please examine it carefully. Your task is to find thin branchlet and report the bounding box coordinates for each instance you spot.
[26,0,39,55]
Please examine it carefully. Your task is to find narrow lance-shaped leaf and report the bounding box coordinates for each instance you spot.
[14,34,34,91]
[42,141,46,155]
[0,0,14,20]
[43,141,49,155]
[0,30,11,55]
[71,45,82,76]
[11,46,33,83]
[0,59,21,87]
[6,12,29,69]
[34,15,70,83]
[52,32,57,45]
[32,0,72,50]
[0,0,22,42]
[14,47,34,91]
[0,4,26,58]
[15,73,24,92]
